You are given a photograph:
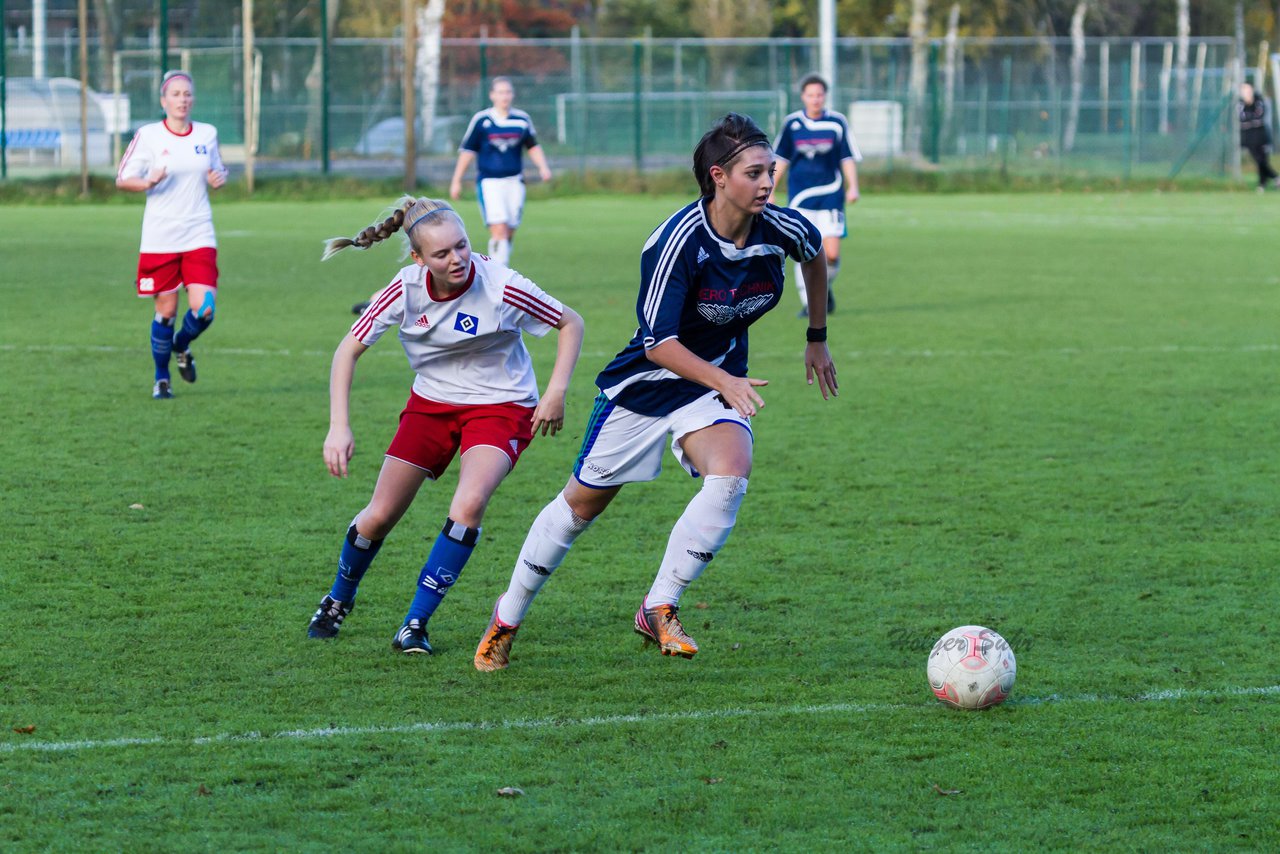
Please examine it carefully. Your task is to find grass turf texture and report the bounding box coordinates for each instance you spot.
[1,192,1277,849]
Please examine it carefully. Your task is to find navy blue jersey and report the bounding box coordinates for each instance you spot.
[773,110,861,210]
[595,199,822,417]
[458,108,539,179]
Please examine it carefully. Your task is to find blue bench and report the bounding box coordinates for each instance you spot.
[3,129,63,164]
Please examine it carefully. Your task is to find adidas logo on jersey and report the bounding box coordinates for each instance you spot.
[414,314,431,329]
[696,247,710,265]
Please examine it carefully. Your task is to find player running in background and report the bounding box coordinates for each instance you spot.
[350,78,552,317]
[116,70,227,399]
[308,197,583,655]
[449,76,552,267]
[769,73,861,318]
[473,113,838,672]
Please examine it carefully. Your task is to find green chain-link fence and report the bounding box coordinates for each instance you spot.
[1,34,1258,183]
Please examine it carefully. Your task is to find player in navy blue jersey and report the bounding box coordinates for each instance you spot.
[770,73,862,317]
[473,113,839,671]
[449,76,552,268]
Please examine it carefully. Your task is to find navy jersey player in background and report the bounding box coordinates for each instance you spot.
[449,76,553,267]
[473,113,838,671]
[770,73,862,317]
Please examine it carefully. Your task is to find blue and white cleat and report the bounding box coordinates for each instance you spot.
[175,349,197,383]
[152,379,173,399]
[392,619,433,655]
[308,595,351,639]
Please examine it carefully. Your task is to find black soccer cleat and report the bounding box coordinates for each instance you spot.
[175,349,197,383]
[391,619,433,654]
[308,595,352,639]
[351,300,371,316]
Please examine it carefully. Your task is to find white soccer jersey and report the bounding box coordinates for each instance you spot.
[117,120,225,253]
[350,255,564,407]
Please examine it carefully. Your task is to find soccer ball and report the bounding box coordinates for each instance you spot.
[927,625,1016,710]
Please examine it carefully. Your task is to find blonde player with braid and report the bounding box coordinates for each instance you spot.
[307,197,584,655]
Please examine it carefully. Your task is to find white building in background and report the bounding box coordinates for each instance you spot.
[3,77,118,167]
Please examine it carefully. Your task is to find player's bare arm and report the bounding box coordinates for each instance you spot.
[531,306,584,437]
[529,145,553,183]
[843,159,860,204]
[115,167,167,192]
[449,150,476,199]
[323,335,369,478]
[646,338,767,418]
[798,253,838,399]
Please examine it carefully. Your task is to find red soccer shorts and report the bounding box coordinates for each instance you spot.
[385,392,535,479]
[135,247,219,296]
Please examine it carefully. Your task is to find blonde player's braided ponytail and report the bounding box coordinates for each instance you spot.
[322,197,465,261]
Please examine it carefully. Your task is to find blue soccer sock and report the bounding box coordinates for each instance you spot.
[328,523,384,604]
[150,314,175,381]
[173,308,213,353]
[405,518,480,625]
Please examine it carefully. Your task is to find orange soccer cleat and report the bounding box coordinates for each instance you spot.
[634,601,698,658]
[474,601,520,672]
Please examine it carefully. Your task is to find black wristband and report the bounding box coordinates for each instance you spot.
[806,326,828,344]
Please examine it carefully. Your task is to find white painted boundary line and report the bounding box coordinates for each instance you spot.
[3,342,1278,362]
[5,684,1278,756]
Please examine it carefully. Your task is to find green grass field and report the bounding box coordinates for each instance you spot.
[1,191,1278,850]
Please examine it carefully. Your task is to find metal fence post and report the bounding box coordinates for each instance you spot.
[321,0,330,174]
[1,0,8,180]
[633,39,643,175]
[928,42,941,163]
[1001,55,1012,178]
[159,0,169,73]
[1122,60,1132,181]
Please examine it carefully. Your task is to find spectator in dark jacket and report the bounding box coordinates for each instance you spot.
[1239,82,1278,192]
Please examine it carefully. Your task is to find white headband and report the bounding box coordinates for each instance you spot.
[161,72,193,95]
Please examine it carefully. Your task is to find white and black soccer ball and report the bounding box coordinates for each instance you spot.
[927,625,1016,710]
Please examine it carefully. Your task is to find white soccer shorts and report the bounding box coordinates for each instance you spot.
[796,207,846,239]
[573,389,753,488]
[477,176,526,228]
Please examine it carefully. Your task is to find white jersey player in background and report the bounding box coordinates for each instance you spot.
[116,69,227,399]
[307,197,584,657]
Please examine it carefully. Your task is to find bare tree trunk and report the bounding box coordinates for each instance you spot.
[1063,2,1086,151]
[942,3,959,148]
[304,0,341,159]
[906,0,929,156]
[417,0,445,152]
[1176,0,1189,126]
[91,0,119,90]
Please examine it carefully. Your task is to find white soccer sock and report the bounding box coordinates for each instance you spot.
[827,258,840,287]
[493,238,512,266]
[646,475,748,607]
[794,261,809,309]
[497,491,593,625]
[487,238,498,258]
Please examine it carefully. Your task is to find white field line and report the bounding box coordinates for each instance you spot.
[4,684,1278,756]
[2,342,1278,362]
